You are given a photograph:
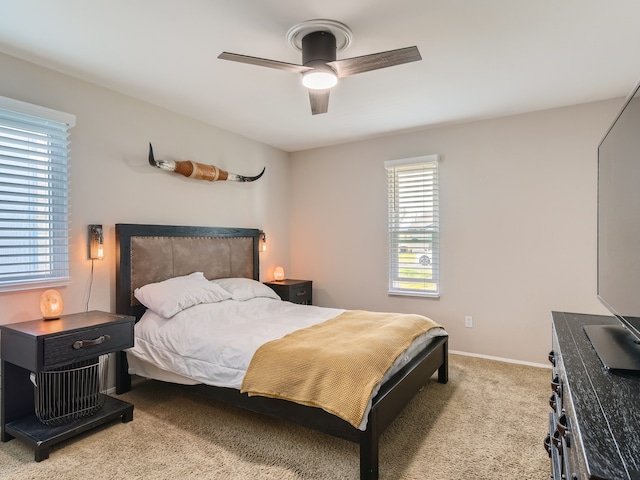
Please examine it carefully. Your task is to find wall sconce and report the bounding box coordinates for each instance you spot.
[40,289,63,320]
[88,224,104,260]
[259,231,266,252]
[273,266,285,281]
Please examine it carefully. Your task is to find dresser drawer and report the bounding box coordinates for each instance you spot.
[43,321,133,369]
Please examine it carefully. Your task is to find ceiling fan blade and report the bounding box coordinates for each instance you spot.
[309,89,330,115]
[218,52,311,74]
[328,46,421,78]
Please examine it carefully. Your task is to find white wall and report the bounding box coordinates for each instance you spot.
[0,51,291,325]
[289,100,623,364]
[0,50,626,366]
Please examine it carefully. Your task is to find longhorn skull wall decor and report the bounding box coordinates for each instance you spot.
[148,143,265,183]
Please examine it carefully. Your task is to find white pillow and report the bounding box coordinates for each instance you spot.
[134,272,232,318]
[211,277,281,301]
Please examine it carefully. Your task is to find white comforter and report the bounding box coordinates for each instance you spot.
[126,297,447,430]
[127,298,344,388]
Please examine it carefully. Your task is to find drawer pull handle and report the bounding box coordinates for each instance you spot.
[73,334,111,350]
[551,375,561,394]
[296,290,307,297]
[543,433,551,457]
[556,413,571,448]
[557,413,570,433]
[549,393,557,411]
[552,429,563,452]
[548,350,556,366]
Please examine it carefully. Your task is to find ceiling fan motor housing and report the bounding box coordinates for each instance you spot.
[302,31,337,68]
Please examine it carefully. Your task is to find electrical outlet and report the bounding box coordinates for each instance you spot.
[465,316,473,328]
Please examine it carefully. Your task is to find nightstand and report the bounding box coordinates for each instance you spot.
[264,279,312,305]
[0,310,135,461]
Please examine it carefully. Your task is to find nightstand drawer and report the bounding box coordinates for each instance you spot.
[289,283,311,304]
[43,322,133,369]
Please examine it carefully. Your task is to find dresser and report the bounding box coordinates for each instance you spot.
[548,312,640,480]
[1,310,135,461]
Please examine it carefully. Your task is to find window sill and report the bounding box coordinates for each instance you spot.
[387,291,440,299]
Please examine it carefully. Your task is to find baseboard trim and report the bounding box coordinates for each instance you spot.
[449,349,551,369]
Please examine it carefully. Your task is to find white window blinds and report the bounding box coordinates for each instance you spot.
[0,96,75,291]
[385,155,440,297]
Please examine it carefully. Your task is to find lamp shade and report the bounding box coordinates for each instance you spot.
[273,266,285,281]
[40,289,63,320]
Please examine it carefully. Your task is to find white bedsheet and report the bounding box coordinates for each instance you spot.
[126,298,447,430]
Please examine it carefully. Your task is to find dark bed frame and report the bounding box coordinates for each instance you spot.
[114,223,448,480]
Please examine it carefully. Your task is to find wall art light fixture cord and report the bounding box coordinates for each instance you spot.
[86,259,95,312]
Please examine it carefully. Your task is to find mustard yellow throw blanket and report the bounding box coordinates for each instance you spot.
[241,310,442,428]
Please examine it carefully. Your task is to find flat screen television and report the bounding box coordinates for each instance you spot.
[589,79,640,371]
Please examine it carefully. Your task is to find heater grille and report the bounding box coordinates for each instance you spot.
[30,354,108,426]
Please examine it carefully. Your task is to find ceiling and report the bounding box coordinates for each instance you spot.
[1,1,640,152]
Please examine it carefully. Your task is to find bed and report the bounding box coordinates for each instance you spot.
[114,223,448,480]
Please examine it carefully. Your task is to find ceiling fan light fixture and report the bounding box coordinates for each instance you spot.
[302,70,337,90]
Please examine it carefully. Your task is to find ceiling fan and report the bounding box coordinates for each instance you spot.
[217,19,422,115]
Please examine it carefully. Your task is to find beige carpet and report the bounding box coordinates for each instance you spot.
[0,354,550,479]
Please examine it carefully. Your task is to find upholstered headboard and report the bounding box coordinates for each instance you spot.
[115,224,260,321]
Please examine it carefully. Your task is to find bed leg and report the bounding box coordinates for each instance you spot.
[437,340,449,384]
[360,420,379,480]
[115,351,132,394]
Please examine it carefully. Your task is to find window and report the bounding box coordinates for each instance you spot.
[385,155,440,297]
[0,96,75,292]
